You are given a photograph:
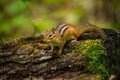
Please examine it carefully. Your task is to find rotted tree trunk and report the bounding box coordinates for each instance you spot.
[0,28,120,80]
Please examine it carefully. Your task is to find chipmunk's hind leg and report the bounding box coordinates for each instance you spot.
[71,28,79,39]
[70,28,79,43]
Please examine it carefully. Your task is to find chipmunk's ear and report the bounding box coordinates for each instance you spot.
[52,28,55,33]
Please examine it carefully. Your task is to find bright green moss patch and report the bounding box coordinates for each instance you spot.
[73,39,113,79]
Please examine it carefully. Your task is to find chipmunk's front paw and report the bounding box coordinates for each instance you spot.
[71,39,78,44]
[49,49,53,53]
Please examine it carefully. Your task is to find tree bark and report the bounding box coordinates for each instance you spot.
[0,29,120,80]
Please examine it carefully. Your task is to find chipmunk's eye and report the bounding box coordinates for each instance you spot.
[48,33,54,38]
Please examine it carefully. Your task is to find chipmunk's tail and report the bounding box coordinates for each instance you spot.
[78,24,106,39]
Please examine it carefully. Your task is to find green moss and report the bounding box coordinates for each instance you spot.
[73,39,112,79]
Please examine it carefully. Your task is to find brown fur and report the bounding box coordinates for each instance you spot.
[43,24,105,54]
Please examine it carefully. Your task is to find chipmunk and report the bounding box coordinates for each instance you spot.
[43,23,105,54]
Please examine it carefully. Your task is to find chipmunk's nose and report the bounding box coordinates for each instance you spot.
[43,36,47,42]
[43,38,50,43]
[43,38,46,42]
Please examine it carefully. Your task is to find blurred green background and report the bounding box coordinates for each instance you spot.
[0,0,120,41]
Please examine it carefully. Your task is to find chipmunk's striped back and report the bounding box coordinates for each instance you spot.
[55,24,70,37]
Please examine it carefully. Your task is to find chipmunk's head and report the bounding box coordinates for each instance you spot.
[43,28,59,43]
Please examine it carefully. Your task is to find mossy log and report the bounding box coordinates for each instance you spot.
[0,29,120,80]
